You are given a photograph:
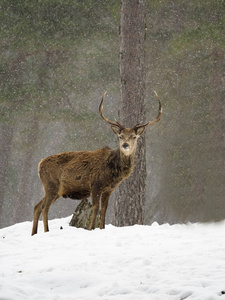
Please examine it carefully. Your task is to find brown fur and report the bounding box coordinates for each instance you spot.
[31,92,161,235]
[31,130,139,235]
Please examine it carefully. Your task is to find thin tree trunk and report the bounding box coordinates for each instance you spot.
[0,124,13,228]
[13,114,39,223]
[114,0,146,226]
[209,48,225,220]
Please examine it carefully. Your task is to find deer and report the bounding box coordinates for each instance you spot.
[31,91,162,235]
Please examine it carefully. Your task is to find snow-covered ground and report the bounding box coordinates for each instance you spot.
[1,217,225,300]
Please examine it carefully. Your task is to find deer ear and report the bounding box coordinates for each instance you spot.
[111,125,122,135]
[135,126,146,136]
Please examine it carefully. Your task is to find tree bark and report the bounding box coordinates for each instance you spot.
[0,124,13,228]
[13,114,39,223]
[114,0,146,226]
[69,199,101,230]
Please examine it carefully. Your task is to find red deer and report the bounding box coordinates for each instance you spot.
[31,91,162,235]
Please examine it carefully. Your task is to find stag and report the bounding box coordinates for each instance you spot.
[31,92,162,235]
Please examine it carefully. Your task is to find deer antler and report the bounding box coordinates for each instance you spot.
[134,91,162,130]
[99,91,124,129]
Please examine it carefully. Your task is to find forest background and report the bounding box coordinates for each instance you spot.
[1,0,224,229]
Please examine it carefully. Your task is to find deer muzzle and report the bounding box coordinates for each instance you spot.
[122,143,130,150]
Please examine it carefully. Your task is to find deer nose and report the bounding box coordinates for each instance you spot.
[122,142,129,149]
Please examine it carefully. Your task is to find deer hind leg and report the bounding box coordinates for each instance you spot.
[89,189,101,230]
[31,194,53,235]
[42,191,60,233]
[31,200,43,236]
[32,183,59,235]
[42,200,51,233]
[100,191,111,229]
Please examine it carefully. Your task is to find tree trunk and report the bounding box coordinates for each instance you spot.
[0,124,13,228]
[69,199,101,230]
[114,0,146,226]
[13,114,39,223]
[209,48,225,219]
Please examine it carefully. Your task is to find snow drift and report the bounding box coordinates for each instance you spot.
[1,217,225,299]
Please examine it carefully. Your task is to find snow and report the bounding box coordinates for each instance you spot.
[1,217,225,300]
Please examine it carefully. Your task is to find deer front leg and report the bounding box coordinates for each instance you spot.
[100,191,111,229]
[89,190,101,230]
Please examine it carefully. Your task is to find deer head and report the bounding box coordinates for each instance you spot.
[99,91,162,156]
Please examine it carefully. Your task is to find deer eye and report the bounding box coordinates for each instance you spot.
[132,136,137,139]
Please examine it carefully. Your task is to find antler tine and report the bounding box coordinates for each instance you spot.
[99,92,124,129]
[134,91,162,129]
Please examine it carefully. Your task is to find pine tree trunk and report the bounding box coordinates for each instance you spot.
[114,0,146,226]
[13,114,39,224]
[69,199,101,230]
[0,124,13,228]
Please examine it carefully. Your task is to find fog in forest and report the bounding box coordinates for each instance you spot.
[1,0,224,228]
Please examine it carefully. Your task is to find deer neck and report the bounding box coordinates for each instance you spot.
[119,148,136,175]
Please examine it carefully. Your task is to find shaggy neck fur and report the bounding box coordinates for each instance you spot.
[115,148,136,179]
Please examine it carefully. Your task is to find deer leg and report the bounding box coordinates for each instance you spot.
[42,193,59,233]
[89,190,101,230]
[100,191,111,229]
[42,203,51,233]
[31,200,43,236]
